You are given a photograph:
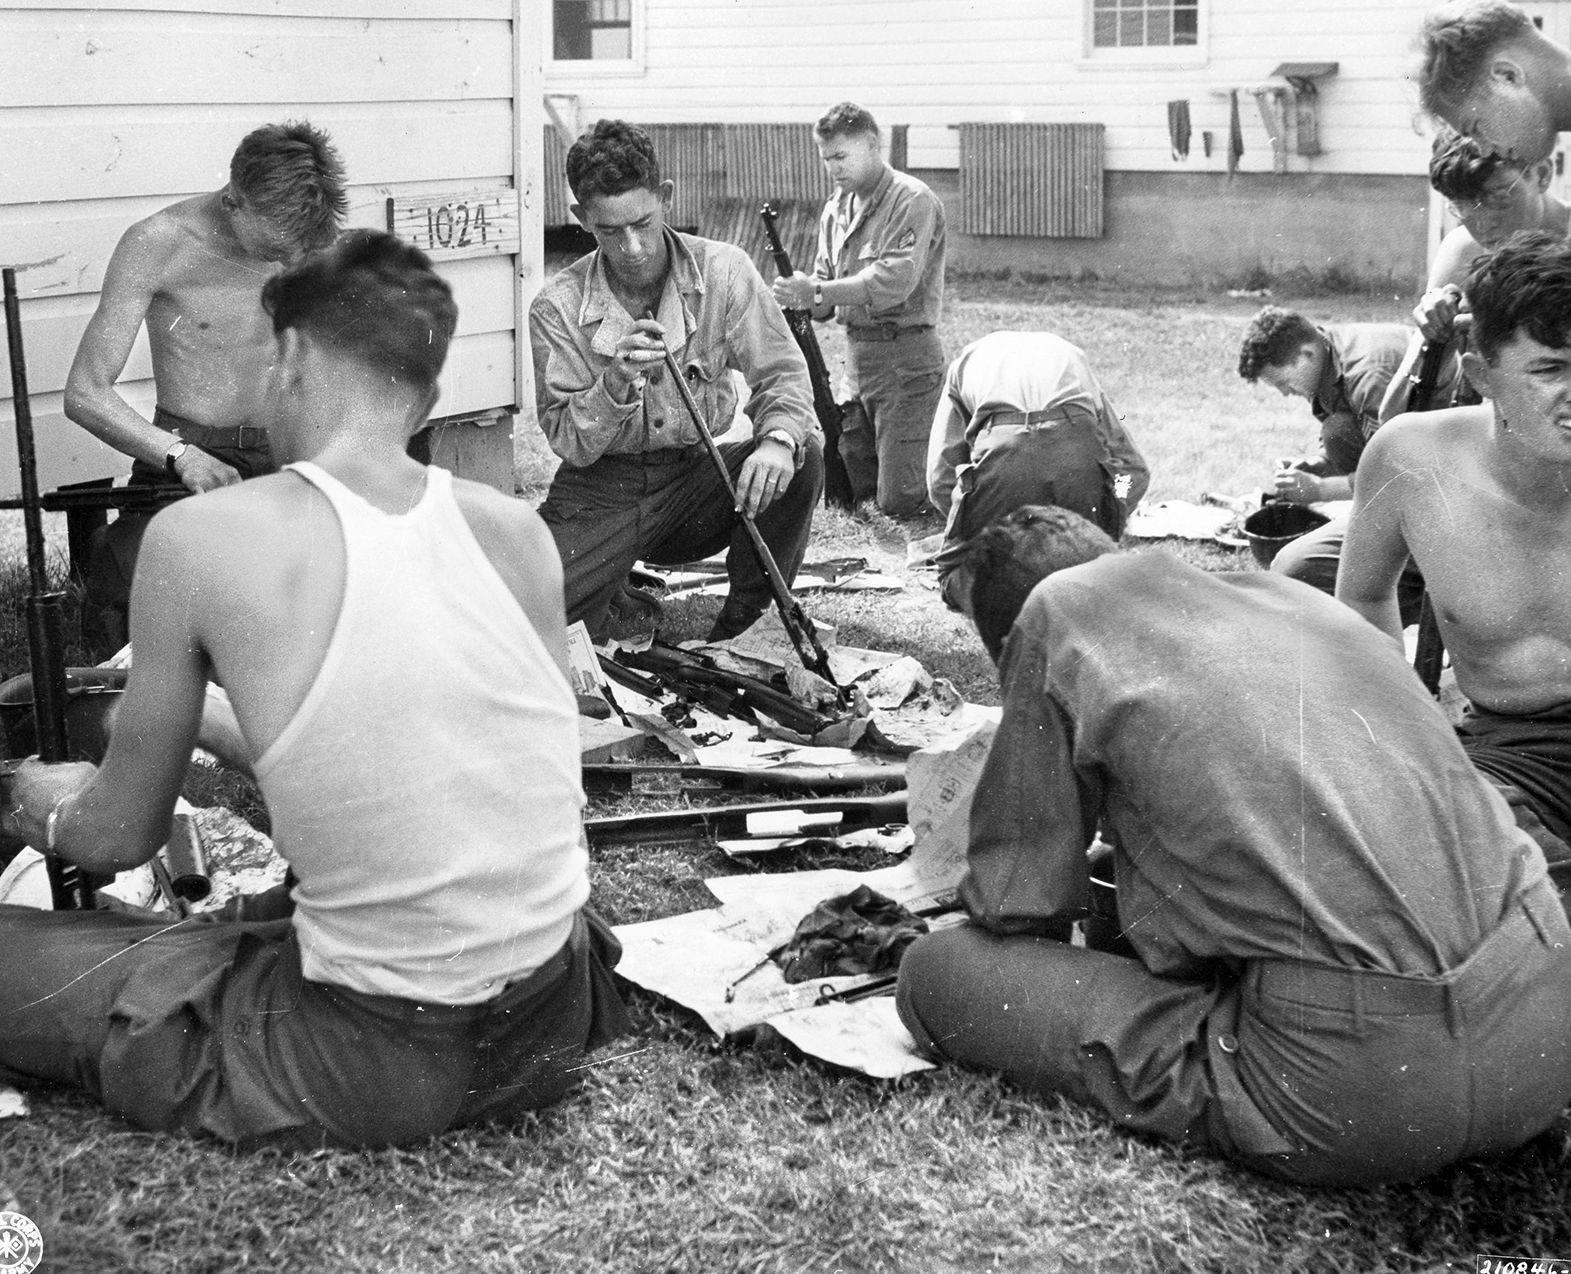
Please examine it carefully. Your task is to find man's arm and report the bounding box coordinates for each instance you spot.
[527,293,650,469]
[1094,397,1151,512]
[63,218,237,491]
[958,612,1097,939]
[9,503,211,872]
[1335,422,1418,646]
[725,254,818,516]
[819,185,941,313]
[925,362,970,513]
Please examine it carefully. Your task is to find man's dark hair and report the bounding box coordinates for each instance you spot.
[814,102,880,141]
[566,119,662,204]
[1429,126,1512,200]
[1418,0,1535,115]
[261,230,457,392]
[1465,229,1571,362]
[967,506,1120,662]
[230,121,347,252]
[1237,307,1321,381]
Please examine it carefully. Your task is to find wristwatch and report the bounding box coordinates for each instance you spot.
[812,282,825,307]
[164,439,191,479]
[762,429,798,458]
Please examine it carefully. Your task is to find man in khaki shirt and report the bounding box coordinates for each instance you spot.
[773,102,946,518]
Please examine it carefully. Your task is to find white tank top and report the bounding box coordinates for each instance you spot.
[253,461,588,1004]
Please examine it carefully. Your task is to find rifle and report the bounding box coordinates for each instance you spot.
[649,320,844,695]
[760,203,855,510]
[1403,325,1464,698]
[585,791,907,845]
[2,267,93,909]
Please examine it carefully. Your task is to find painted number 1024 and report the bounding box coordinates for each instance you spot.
[425,202,490,249]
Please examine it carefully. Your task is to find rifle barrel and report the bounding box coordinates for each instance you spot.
[649,329,840,690]
[3,268,92,909]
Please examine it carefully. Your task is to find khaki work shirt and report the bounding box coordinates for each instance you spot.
[813,166,946,331]
[530,229,816,469]
[926,331,1150,513]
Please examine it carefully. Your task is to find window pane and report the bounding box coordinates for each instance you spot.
[1091,0,1199,49]
[554,0,632,60]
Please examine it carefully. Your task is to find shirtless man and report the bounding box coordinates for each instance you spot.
[1381,128,1567,421]
[1339,230,1571,895]
[0,231,627,1148]
[65,121,346,649]
[1419,0,1571,164]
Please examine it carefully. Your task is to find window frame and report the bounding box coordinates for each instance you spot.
[544,0,647,78]
[1079,0,1209,69]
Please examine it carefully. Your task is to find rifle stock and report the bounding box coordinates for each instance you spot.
[760,204,855,509]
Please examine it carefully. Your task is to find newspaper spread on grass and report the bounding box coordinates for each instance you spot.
[612,715,998,1077]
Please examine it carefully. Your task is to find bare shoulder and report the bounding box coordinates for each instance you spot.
[1360,407,1491,503]
[449,479,562,578]
[138,475,318,576]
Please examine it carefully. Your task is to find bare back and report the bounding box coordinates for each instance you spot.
[141,462,569,763]
[1342,407,1571,713]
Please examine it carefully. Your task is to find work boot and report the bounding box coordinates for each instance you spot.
[605,583,664,642]
[706,601,764,644]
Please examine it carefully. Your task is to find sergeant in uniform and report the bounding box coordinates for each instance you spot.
[773,102,947,517]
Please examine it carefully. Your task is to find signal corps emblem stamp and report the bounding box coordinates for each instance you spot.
[0,1212,42,1274]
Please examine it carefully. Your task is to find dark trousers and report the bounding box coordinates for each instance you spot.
[539,435,823,640]
[81,407,275,654]
[842,328,945,517]
[0,899,629,1150]
[896,879,1571,1185]
[935,415,1122,612]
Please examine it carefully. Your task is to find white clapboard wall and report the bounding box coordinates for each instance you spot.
[541,0,1439,177]
[0,0,542,495]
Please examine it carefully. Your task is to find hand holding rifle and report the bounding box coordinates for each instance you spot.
[760,204,855,510]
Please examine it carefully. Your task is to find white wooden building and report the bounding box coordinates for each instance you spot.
[539,0,1571,289]
[0,0,546,495]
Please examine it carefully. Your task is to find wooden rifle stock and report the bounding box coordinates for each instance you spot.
[760,204,855,510]
[3,267,93,909]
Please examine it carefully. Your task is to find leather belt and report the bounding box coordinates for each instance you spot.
[980,408,1070,432]
[177,422,270,451]
[845,323,934,343]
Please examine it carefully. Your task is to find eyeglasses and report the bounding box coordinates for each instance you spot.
[1446,170,1527,220]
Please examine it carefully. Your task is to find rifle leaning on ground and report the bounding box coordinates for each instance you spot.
[2,266,93,909]
[760,203,855,510]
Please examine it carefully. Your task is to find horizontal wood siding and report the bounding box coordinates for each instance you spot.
[1,4,522,491]
[543,0,1442,178]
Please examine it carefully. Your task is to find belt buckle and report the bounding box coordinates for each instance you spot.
[235,425,267,450]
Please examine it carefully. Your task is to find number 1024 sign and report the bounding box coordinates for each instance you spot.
[387,187,521,262]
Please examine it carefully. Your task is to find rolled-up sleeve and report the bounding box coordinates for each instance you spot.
[528,292,645,469]
[959,610,1098,935]
[724,254,816,449]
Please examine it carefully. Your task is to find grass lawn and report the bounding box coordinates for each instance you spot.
[3,276,1568,1274]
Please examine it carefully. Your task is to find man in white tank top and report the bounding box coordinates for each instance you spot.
[0,231,629,1148]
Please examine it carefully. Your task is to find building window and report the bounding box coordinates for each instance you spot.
[553,0,633,61]
[1091,0,1199,49]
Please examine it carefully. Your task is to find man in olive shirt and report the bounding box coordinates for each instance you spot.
[773,102,946,517]
[897,505,1571,1186]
